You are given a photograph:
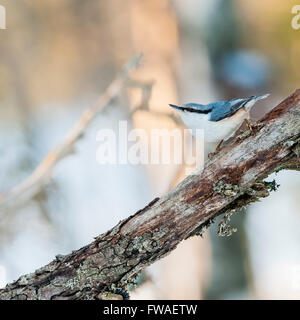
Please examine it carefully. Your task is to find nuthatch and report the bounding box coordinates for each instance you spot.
[169,94,269,144]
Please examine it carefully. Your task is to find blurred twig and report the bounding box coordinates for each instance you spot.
[0,53,182,212]
[0,55,142,211]
[128,78,181,125]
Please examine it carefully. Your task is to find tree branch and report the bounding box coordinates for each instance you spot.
[0,55,142,211]
[0,89,299,300]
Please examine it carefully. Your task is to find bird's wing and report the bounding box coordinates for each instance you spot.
[210,96,255,122]
[169,103,212,114]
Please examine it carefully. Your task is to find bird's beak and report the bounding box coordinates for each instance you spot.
[169,104,181,110]
[255,93,270,101]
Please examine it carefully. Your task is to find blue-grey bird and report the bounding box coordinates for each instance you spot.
[169,94,269,143]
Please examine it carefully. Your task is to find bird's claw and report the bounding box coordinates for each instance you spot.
[208,139,224,159]
[245,119,263,132]
[215,139,224,152]
[245,119,254,132]
[208,151,216,159]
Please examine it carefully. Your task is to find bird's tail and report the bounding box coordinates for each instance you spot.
[244,93,270,110]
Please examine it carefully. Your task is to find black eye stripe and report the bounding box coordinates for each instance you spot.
[181,107,212,114]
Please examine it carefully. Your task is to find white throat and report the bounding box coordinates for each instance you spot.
[178,108,249,143]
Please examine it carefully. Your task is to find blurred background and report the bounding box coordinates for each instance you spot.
[0,0,300,299]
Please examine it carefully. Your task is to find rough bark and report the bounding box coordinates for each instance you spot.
[1,89,300,300]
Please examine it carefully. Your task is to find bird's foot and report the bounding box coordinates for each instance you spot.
[208,152,214,159]
[245,119,263,132]
[208,152,215,159]
[208,139,224,159]
[215,139,224,152]
[245,119,254,131]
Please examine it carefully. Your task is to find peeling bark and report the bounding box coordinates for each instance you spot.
[0,89,300,300]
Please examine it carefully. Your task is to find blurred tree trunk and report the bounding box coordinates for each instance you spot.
[127,0,207,299]
[204,0,266,299]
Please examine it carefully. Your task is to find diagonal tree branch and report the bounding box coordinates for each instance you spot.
[0,89,299,300]
[0,55,142,211]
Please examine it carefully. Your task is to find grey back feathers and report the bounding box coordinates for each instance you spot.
[178,103,212,114]
[209,97,252,121]
[169,94,269,122]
